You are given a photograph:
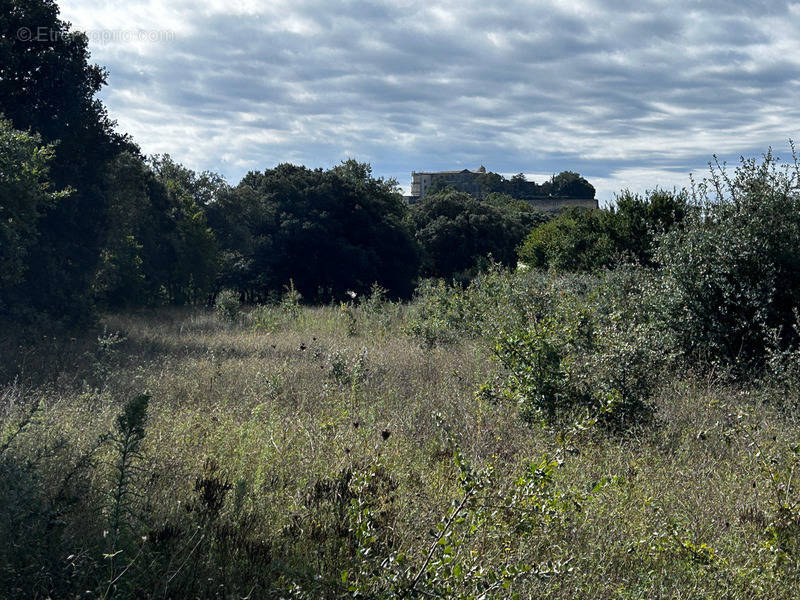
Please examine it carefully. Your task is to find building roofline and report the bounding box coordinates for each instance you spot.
[412,169,484,175]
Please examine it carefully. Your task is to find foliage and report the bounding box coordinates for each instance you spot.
[94,153,220,307]
[404,278,472,348]
[93,152,165,307]
[549,171,596,199]
[758,441,800,575]
[656,150,800,373]
[491,277,663,429]
[280,279,303,319]
[3,299,800,598]
[517,189,688,272]
[517,207,618,272]
[149,154,221,304]
[404,264,597,348]
[322,418,581,599]
[476,169,596,201]
[410,187,540,280]
[0,120,67,314]
[0,0,129,319]
[206,160,419,302]
[402,265,664,427]
[494,313,578,423]
[105,394,149,594]
[612,188,689,265]
[214,289,240,323]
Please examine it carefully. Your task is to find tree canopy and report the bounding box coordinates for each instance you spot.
[517,189,688,272]
[93,153,219,307]
[0,119,67,315]
[476,170,596,202]
[1,0,129,318]
[410,187,545,280]
[206,160,419,302]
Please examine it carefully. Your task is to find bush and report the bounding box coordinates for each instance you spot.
[491,268,665,429]
[403,263,600,349]
[517,190,688,273]
[517,207,617,272]
[215,289,240,323]
[656,149,800,374]
[403,278,474,348]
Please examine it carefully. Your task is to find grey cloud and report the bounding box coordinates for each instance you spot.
[73,0,800,203]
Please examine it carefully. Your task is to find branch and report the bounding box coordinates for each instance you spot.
[403,488,474,597]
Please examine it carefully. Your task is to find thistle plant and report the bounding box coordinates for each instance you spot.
[104,394,149,597]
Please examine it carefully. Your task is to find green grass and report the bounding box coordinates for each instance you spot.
[2,302,800,598]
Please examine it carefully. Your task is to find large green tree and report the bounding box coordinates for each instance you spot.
[1,0,128,318]
[410,187,541,280]
[0,119,67,314]
[548,171,595,198]
[206,160,418,302]
[94,153,220,307]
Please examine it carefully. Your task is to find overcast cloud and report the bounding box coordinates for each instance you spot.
[59,0,800,203]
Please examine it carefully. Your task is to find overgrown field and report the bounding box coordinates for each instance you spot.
[3,270,800,599]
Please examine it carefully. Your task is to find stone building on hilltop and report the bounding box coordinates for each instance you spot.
[406,166,598,211]
[410,166,488,200]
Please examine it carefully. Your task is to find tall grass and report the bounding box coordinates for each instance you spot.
[2,274,800,598]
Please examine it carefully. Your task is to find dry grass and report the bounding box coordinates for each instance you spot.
[2,303,800,598]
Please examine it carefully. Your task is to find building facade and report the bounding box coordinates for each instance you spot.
[409,166,487,201]
[406,166,598,211]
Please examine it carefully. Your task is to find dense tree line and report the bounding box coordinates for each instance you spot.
[8,0,777,328]
[0,0,575,320]
[517,189,689,271]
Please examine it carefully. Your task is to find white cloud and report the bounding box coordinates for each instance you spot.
[57,0,800,203]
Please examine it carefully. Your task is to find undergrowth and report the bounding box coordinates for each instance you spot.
[2,261,800,598]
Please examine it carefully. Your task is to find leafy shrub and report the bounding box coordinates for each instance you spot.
[403,279,471,348]
[403,265,601,350]
[88,328,127,386]
[517,207,617,272]
[359,282,389,316]
[215,288,240,323]
[494,314,577,423]
[517,189,688,272]
[339,301,359,337]
[656,149,800,374]
[492,269,665,429]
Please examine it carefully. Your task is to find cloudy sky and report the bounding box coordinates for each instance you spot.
[59,0,800,203]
